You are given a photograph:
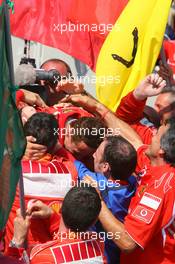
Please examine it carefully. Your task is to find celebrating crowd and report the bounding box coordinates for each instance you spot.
[0,57,175,264]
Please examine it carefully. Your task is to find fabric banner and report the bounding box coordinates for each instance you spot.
[0,1,26,230]
[10,0,128,70]
[68,0,128,35]
[96,0,171,111]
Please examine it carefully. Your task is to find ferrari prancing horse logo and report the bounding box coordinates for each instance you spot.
[112,27,138,68]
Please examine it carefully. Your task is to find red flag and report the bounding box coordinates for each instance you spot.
[68,0,128,34]
[10,0,128,70]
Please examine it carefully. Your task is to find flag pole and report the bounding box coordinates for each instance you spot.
[4,1,26,220]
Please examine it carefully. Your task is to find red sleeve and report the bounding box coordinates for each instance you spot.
[5,247,24,259]
[16,90,25,106]
[131,123,156,145]
[116,91,146,124]
[124,177,175,248]
[5,247,28,263]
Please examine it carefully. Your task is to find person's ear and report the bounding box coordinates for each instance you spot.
[103,162,110,174]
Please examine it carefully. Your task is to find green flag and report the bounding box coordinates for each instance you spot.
[0,1,26,230]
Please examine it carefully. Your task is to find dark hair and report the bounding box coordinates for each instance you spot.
[143,105,160,128]
[160,117,175,167]
[103,136,137,181]
[23,112,58,152]
[71,117,107,149]
[62,184,101,232]
[158,87,175,119]
[40,58,72,77]
[161,85,175,95]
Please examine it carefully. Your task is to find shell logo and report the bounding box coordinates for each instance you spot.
[49,201,62,214]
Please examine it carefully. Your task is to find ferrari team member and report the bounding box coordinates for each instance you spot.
[4,112,78,252]
[96,117,175,264]
[116,74,175,144]
[6,185,107,264]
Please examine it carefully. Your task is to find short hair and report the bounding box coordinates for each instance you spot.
[103,136,137,181]
[40,58,72,76]
[161,85,175,95]
[71,117,107,149]
[62,184,101,232]
[24,112,58,152]
[160,117,175,167]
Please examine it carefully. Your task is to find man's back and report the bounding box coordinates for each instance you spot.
[4,156,78,252]
[30,233,106,264]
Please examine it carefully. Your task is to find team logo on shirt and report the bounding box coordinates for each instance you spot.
[139,192,162,210]
[49,201,62,214]
[62,109,74,113]
[132,205,155,224]
[137,166,147,178]
[132,193,162,224]
[138,185,147,196]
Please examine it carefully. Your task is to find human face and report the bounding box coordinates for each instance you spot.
[42,61,68,78]
[41,61,69,105]
[146,123,169,159]
[154,93,172,113]
[64,132,94,160]
[93,140,108,174]
[154,92,175,123]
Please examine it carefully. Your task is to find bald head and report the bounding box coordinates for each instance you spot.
[40,59,72,105]
[41,59,72,77]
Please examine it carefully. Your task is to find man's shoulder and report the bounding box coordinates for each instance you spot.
[149,165,175,195]
[22,157,71,174]
[134,165,175,212]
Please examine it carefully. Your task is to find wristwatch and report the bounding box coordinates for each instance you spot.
[9,238,22,248]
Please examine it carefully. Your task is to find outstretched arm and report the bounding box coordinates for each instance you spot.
[61,93,143,150]
[116,74,166,124]
[16,89,47,107]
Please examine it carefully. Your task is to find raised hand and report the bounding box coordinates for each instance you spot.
[133,74,166,101]
[27,200,53,219]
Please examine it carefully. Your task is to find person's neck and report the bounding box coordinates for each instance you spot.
[149,156,166,167]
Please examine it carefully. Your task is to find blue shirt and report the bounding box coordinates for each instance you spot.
[74,160,136,264]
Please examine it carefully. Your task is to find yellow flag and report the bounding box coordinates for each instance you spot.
[96,0,171,111]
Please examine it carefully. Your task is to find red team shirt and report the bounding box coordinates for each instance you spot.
[29,234,106,264]
[116,91,156,145]
[116,92,175,263]
[4,156,78,253]
[121,164,175,264]
[6,233,106,264]
[164,40,175,76]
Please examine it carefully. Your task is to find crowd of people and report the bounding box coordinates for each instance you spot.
[0,56,175,264]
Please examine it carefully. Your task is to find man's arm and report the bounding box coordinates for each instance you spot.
[116,74,166,123]
[16,89,47,107]
[100,200,137,252]
[82,175,137,252]
[61,94,143,150]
